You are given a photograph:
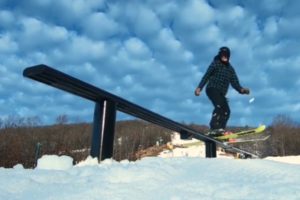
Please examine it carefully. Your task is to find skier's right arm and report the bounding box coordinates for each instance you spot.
[195,62,216,95]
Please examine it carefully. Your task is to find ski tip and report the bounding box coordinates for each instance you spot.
[257,124,266,132]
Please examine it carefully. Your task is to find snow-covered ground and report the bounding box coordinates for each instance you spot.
[1,133,300,200]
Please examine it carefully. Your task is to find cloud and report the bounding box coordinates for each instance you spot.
[263,17,279,37]
[18,17,69,51]
[0,34,18,53]
[177,0,215,29]
[133,6,162,37]
[123,37,152,60]
[81,12,120,40]
[0,10,15,28]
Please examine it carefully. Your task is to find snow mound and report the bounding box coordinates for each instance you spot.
[266,156,300,165]
[76,156,99,167]
[36,155,73,170]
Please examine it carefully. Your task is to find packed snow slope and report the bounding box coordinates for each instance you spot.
[1,155,300,200]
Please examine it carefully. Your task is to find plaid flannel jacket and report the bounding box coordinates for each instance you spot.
[198,58,243,96]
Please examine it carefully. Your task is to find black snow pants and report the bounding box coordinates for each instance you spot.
[206,87,230,130]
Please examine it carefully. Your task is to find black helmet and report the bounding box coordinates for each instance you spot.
[218,46,230,59]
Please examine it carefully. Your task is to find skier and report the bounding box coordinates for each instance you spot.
[194,46,250,136]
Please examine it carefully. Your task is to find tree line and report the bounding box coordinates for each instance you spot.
[0,116,172,168]
[0,114,299,168]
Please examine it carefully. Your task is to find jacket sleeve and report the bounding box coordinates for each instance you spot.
[197,61,216,90]
[230,67,243,93]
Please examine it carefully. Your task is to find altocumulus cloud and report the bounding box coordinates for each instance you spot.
[0,0,299,126]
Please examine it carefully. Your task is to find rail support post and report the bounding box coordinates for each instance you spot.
[90,100,116,161]
[205,141,217,158]
[179,130,191,140]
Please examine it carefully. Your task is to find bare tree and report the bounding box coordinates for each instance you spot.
[56,114,68,125]
[268,115,299,156]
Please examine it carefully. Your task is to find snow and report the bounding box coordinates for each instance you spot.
[1,134,300,200]
[266,155,300,165]
[36,155,73,170]
[249,97,255,103]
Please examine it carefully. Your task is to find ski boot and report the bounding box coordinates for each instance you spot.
[206,128,226,137]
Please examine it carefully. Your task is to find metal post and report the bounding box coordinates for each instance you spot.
[90,100,116,161]
[34,142,42,167]
[205,141,217,158]
[179,130,192,140]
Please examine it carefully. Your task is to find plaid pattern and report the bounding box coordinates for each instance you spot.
[198,58,242,95]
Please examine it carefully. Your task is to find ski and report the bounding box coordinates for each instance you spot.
[223,135,270,144]
[214,124,266,141]
[178,125,268,158]
[190,132,260,158]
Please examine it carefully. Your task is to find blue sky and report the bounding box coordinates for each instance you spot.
[0,0,299,127]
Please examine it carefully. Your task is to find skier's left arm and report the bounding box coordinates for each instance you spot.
[230,67,250,95]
